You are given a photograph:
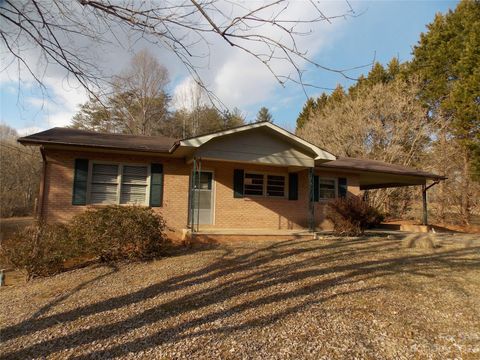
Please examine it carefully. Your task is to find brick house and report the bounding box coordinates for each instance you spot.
[18,122,444,240]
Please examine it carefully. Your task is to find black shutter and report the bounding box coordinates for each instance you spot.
[288,173,298,200]
[313,175,319,202]
[150,164,164,207]
[233,169,244,198]
[72,159,88,205]
[338,177,348,198]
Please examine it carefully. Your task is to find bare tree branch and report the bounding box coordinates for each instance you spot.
[0,0,369,108]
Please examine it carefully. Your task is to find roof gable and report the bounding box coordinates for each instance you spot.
[195,126,317,167]
[179,122,335,161]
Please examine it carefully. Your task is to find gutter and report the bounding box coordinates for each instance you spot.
[17,139,173,156]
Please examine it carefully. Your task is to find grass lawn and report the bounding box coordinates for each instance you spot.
[1,233,479,359]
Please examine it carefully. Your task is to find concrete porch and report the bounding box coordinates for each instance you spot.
[188,229,316,243]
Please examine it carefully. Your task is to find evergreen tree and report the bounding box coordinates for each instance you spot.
[255,107,273,123]
[223,108,246,128]
[408,0,480,223]
[409,0,479,147]
[329,84,346,104]
[296,98,316,130]
[71,97,115,132]
[386,57,401,81]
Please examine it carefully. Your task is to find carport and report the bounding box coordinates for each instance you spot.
[317,157,446,225]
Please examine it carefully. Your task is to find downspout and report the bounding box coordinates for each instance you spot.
[37,146,48,221]
[422,180,439,226]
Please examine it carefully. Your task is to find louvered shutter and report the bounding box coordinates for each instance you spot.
[338,177,348,198]
[313,175,319,202]
[150,164,163,207]
[288,173,298,200]
[233,169,244,198]
[72,159,88,205]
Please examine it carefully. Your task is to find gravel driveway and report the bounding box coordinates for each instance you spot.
[1,233,479,359]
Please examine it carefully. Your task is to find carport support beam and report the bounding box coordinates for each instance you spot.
[422,181,440,226]
[422,184,428,226]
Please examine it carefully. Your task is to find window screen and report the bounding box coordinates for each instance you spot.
[244,173,264,196]
[89,163,149,205]
[267,175,285,197]
[319,178,336,199]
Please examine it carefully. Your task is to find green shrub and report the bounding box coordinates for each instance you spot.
[69,206,167,261]
[1,206,168,279]
[0,222,76,279]
[326,197,384,236]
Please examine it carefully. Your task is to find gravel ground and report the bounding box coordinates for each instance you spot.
[1,233,479,359]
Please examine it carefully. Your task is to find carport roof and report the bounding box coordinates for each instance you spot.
[317,157,446,190]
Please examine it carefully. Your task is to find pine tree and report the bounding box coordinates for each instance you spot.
[329,84,346,104]
[408,0,480,223]
[255,107,273,123]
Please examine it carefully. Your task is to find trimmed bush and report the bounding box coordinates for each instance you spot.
[69,206,167,261]
[0,222,76,279]
[326,197,384,236]
[1,206,168,279]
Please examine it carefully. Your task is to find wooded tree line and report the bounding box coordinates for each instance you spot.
[0,124,42,217]
[297,0,480,225]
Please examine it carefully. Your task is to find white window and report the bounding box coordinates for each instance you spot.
[89,163,149,205]
[319,178,337,199]
[244,173,286,197]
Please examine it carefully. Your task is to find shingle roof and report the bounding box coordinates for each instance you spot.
[318,157,445,180]
[17,127,178,153]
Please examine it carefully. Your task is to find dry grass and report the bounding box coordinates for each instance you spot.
[1,233,479,359]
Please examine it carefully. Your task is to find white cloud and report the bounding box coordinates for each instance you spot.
[173,1,350,110]
[2,0,352,132]
[17,126,45,136]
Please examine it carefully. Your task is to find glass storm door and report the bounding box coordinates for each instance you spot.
[191,171,214,225]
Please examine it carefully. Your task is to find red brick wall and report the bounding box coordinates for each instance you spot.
[42,148,190,239]
[41,149,361,238]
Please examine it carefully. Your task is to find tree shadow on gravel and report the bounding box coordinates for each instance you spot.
[1,237,479,360]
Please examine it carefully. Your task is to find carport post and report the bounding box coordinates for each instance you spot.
[422,184,428,226]
[422,181,440,226]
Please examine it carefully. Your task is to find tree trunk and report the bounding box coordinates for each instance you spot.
[461,148,471,225]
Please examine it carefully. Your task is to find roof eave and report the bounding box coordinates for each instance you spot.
[17,138,172,154]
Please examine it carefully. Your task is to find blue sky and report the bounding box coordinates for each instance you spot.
[0,0,458,135]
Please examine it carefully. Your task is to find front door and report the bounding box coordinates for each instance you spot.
[190,171,214,225]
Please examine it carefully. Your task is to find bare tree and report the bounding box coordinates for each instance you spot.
[173,79,208,137]
[72,49,170,136]
[0,124,42,217]
[0,0,361,103]
[110,49,170,135]
[298,79,437,212]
